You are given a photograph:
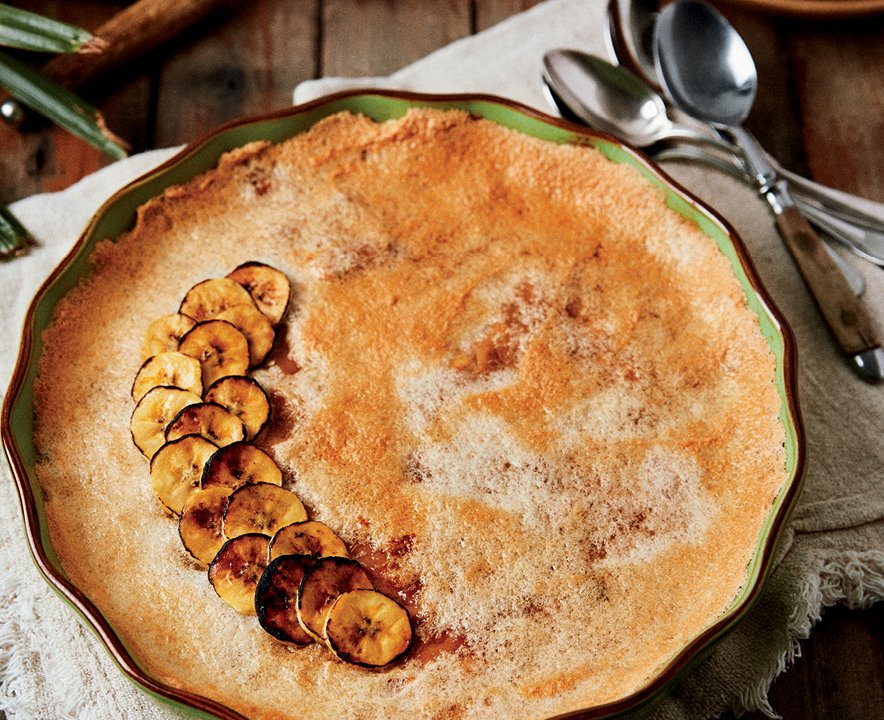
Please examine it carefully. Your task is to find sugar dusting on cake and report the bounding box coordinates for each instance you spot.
[32,108,786,720]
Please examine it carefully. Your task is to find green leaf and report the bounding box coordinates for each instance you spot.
[0,49,127,160]
[0,203,31,257]
[0,3,104,54]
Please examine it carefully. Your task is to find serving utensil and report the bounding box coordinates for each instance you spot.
[541,50,884,270]
[606,0,660,91]
[542,49,732,153]
[604,0,884,235]
[655,0,883,382]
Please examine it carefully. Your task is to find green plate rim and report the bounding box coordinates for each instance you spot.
[1,89,805,720]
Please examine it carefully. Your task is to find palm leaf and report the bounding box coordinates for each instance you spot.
[0,49,127,159]
[0,203,30,257]
[0,3,105,54]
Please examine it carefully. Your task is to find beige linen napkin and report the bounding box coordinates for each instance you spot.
[2,0,882,718]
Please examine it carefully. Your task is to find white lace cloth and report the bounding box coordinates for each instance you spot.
[2,1,883,717]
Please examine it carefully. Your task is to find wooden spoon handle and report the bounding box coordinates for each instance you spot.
[775,204,882,355]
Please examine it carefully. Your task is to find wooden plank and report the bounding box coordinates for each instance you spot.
[788,17,884,201]
[153,0,318,147]
[734,603,884,720]
[2,6,882,720]
[322,0,471,78]
[475,0,544,31]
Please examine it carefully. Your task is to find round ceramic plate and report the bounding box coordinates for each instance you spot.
[1,90,805,720]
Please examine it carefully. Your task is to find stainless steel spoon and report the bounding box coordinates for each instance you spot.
[604,0,884,235]
[541,50,884,267]
[655,0,883,382]
[605,0,661,92]
[542,49,733,152]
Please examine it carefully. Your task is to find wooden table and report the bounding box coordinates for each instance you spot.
[1,1,882,719]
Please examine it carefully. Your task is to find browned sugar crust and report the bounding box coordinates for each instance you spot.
[34,109,786,720]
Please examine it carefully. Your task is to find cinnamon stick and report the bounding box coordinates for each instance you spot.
[19,0,228,92]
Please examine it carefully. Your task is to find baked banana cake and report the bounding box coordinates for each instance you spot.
[33,108,787,719]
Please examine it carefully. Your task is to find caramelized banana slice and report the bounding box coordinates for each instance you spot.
[227,262,291,326]
[178,319,250,388]
[297,557,373,642]
[149,434,218,515]
[203,376,270,439]
[165,402,246,447]
[255,554,316,645]
[179,486,231,564]
[142,313,196,361]
[132,351,202,402]
[223,482,307,540]
[201,441,282,491]
[130,386,202,459]
[217,304,275,367]
[179,277,255,322]
[325,589,413,667]
[208,533,270,615]
[269,521,349,561]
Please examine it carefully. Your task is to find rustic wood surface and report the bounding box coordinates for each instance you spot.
[1,1,882,719]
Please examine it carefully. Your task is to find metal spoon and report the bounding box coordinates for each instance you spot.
[655,0,883,382]
[541,50,884,267]
[605,0,661,92]
[604,0,884,235]
[542,49,733,152]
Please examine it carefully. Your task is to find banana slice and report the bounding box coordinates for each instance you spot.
[178,319,250,388]
[269,521,349,561]
[222,482,307,540]
[255,554,316,645]
[296,557,373,642]
[201,441,282,491]
[227,262,291,326]
[324,589,413,667]
[130,386,202,459]
[216,304,275,367]
[165,402,246,447]
[149,434,218,515]
[203,375,270,439]
[131,351,202,402]
[179,277,255,322]
[142,313,196,361]
[178,486,232,564]
[208,533,270,615]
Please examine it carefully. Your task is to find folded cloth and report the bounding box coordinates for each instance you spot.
[1,1,882,718]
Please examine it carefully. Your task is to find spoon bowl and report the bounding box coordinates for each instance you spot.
[542,49,730,150]
[542,49,671,145]
[654,1,758,126]
[606,0,661,91]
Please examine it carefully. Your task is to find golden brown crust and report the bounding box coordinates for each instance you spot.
[33,109,786,719]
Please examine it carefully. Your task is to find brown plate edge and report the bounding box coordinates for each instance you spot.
[0,88,807,720]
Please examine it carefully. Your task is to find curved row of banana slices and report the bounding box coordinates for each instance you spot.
[127,262,412,668]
